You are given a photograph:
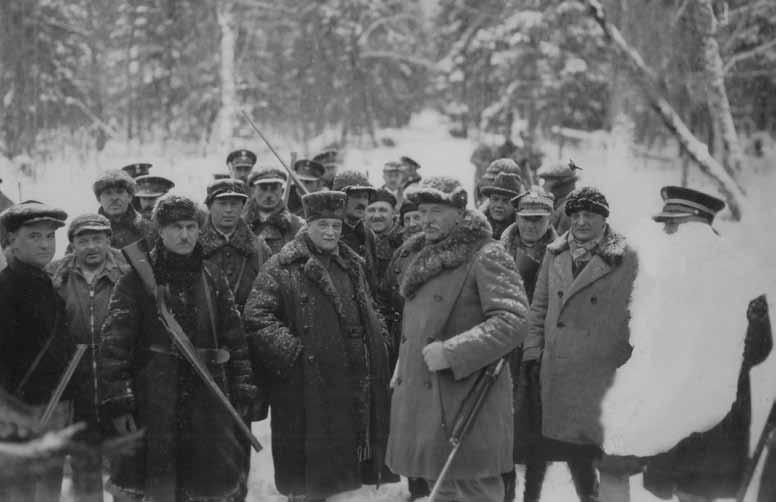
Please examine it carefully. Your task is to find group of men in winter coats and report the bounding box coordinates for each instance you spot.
[0,148,772,502]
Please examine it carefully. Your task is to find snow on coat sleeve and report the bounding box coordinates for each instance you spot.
[522,253,551,362]
[443,242,528,381]
[242,258,302,379]
[99,272,140,417]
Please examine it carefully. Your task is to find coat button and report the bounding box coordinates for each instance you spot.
[558,291,564,298]
[424,381,432,389]
[590,296,598,304]
[401,335,407,343]
[396,377,402,386]
[307,355,315,362]
[394,267,401,274]
[557,321,565,328]
[433,294,443,302]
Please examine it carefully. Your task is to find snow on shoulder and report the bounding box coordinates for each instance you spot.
[601,219,757,457]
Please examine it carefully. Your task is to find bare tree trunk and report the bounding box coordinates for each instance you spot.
[585,0,746,220]
[694,0,746,175]
[216,1,237,148]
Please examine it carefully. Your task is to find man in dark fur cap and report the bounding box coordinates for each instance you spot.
[99,194,257,502]
[385,176,528,502]
[244,190,391,501]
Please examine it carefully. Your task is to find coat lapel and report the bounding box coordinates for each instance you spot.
[562,255,612,308]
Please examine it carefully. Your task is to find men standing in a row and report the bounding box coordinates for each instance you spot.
[244,190,391,501]
[48,213,129,502]
[537,161,581,235]
[523,187,637,502]
[100,194,257,502]
[134,175,174,220]
[0,201,74,501]
[480,172,522,239]
[386,177,528,502]
[243,167,305,255]
[94,170,155,249]
[227,149,257,184]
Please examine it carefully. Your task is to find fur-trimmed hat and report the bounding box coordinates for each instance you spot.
[538,160,582,183]
[153,194,203,227]
[68,213,111,242]
[369,188,397,208]
[0,200,68,235]
[485,158,522,178]
[511,190,554,216]
[93,170,137,199]
[565,186,609,217]
[302,191,347,221]
[332,170,375,196]
[481,172,524,198]
[405,176,467,209]
[312,150,339,166]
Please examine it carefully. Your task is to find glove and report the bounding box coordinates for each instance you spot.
[422,341,451,371]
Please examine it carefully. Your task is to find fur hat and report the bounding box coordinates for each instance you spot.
[93,169,137,199]
[565,186,610,218]
[153,194,203,227]
[511,190,554,216]
[0,200,68,235]
[405,176,467,209]
[302,191,347,221]
[68,213,111,242]
[538,160,582,183]
[480,172,524,198]
[370,189,397,208]
[485,158,522,178]
[332,170,375,197]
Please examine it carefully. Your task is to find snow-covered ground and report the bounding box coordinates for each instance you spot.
[9,110,774,501]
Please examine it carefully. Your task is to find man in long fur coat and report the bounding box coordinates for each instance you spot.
[243,190,391,501]
[385,176,528,502]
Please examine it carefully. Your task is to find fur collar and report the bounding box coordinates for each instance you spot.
[99,205,145,230]
[199,217,256,257]
[399,209,493,299]
[500,222,558,257]
[546,226,627,266]
[49,248,128,289]
[276,229,368,320]
[243,199,297,232]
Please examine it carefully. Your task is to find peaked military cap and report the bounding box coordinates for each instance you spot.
[135,175,175,198]
[121,163,152,179]
[481,172,524,198]
[248,167,287,186]
[400,156,421,171]
[226,149,257,168]
[302,191,347,221]
[383,161,402,173]
[370,188,397,208]
[511,190,554,216]
[405,176,467,208]
[293,159,325,181]
[93,169,137,199]
[205,178,249,206]
[653,186,725,224]
[213,173,231,180]
[312,150,339,166]
[68,213,111,241]
[0,200,68,234]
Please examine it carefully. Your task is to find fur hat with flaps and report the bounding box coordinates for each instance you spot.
[302,191,347,221]
[405,176,467,209]
[153,194,204,227]
[332,170,375,196]
[93,169,137,199]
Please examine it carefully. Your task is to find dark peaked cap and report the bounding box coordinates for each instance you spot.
[0,200,68,234]
[226,149,257,167]
[121,163,151,178]
[653,186,725,223]
[302,191,347,221]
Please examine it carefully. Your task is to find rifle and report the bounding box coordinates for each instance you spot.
[736,398,776,502]
[239,110,310,196]
[122,243,263,453]
[39,344,88,427]
[428,358,506,502]
[283,151,298,208]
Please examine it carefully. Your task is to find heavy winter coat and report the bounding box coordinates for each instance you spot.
[500,223,557,462]
[483,206,514,240]
[373,224,403,288]
[0,257,72,405]
[523,227,637,447]
[99,206,155,250]
[199,216,271,312]
[549,184,575,235]
[48,249,129,424]
[99,244,256,502]
[243,230,391,499]
[386,210,528,480]
[242,200,305,255]
[342,219,379,291]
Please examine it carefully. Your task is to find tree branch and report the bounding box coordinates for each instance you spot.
[723,38,776,74]
[359,50,437,70]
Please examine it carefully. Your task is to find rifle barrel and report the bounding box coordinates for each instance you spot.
[40,344,88,427]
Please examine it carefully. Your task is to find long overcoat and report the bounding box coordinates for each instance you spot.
[523,228,637,447]
[99,246,256,502]
[199,216,271,312]
[243,230,391,499]
[386,210,528,480]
